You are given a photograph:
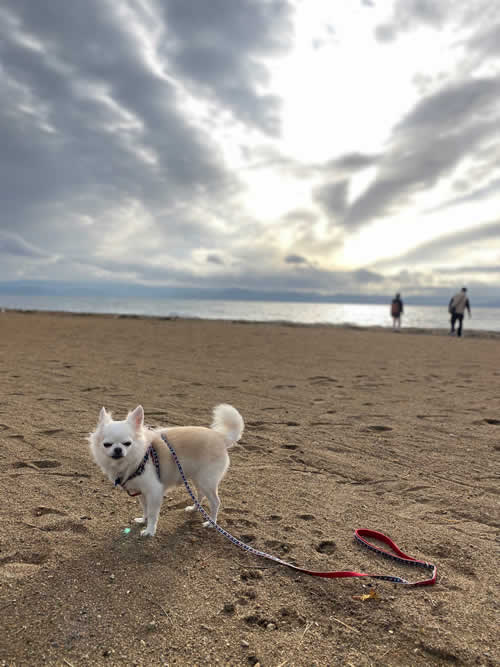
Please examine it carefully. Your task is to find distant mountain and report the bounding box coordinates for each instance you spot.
[0,280,498,307]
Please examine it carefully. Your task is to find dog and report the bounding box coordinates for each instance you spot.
[89,403,244,536]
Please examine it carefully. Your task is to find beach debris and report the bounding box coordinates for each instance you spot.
[123,527,131,534]
[352,590,379,601]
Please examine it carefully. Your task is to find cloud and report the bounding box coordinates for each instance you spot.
[159,0,294,135]
[328,153,380,172]
[206,253,224,265]
[0,1,498,304]
[0,0,293,277]
[427,177,500,213]
[314,180,349,218]
[344,76,500,228]
[375,0,458,42]
[284,254,307,264]
[372,219,500,268]
[0,231,53,259]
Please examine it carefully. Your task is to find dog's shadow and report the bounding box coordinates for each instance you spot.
[107,513,206,562]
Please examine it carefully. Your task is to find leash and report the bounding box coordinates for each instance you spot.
[161,434,437,586]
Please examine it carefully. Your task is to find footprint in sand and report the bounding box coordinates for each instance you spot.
[244,443,266,451]
[264,539,293,554]
[32,518,88,534]
[10,460,61,470]
[33,460,62,468]
[223,507,245,515]
[8,462,90,480]
[32,506,66,518]
[307,376,338,385]
[225,517,257,528]
[316,540,336,555]
[0,549,50,580]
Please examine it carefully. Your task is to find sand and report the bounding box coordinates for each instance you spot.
[0,310,498,666]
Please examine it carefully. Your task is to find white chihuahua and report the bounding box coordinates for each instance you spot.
[89,404,244,536]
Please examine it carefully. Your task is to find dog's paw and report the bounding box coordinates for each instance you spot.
[202,520,214,528]
[134,517,146,524]
[140,527,155,537]
[185,505,197,513]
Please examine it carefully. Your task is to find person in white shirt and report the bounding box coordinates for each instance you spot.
[448,287,471,337]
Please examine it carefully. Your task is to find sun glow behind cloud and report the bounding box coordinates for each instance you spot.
[229,0,494,272]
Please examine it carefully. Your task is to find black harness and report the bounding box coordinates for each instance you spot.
[114,444,161,496]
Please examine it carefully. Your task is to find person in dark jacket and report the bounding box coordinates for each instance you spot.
[391,293,404,330]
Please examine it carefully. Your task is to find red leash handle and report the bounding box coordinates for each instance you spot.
[352,528,437,586]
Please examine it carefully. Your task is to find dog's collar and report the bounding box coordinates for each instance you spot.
[114,444,161,495]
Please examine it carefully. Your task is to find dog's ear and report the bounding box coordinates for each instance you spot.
[98,407,111,424]
[127,405,144,432]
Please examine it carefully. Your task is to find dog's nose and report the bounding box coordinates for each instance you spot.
[112,447,123,458]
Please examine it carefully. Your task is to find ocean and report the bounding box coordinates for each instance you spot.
[1,294,499,333]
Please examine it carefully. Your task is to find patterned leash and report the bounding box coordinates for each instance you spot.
[161,434,437,587]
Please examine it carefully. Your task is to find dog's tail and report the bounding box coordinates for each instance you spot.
[211,404,244,446]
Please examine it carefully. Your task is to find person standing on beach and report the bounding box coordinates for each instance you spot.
[448,287,471,337]
[391,293,404,330]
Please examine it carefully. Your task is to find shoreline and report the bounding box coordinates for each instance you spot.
[3,306,500,339]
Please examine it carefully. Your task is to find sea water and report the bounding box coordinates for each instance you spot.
[1,294,499,332]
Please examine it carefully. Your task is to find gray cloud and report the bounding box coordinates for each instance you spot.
[375,1,458,42]
[0,0,293,273]
[427,176,500,213]
[206,253,224,265]
[328,152,380,172]
[0,231,53,259]
[160,0,294,135]
[344,76,500,228]
[372,219,500,268]
[314,180,349,218]
[0,1,498,303]
[284,254,307,264]
[436,265,500,274]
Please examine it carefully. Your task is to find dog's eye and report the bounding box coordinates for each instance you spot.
[103,442,112,448]
[122,441,132,447]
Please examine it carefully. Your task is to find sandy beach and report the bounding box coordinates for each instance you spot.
[0,310,498,666]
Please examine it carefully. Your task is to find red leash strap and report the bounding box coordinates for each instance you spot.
[283,528,436,586]
[162,434,437,586]
[257,528,437,586]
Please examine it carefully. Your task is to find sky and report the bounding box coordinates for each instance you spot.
[0,0,499,304]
